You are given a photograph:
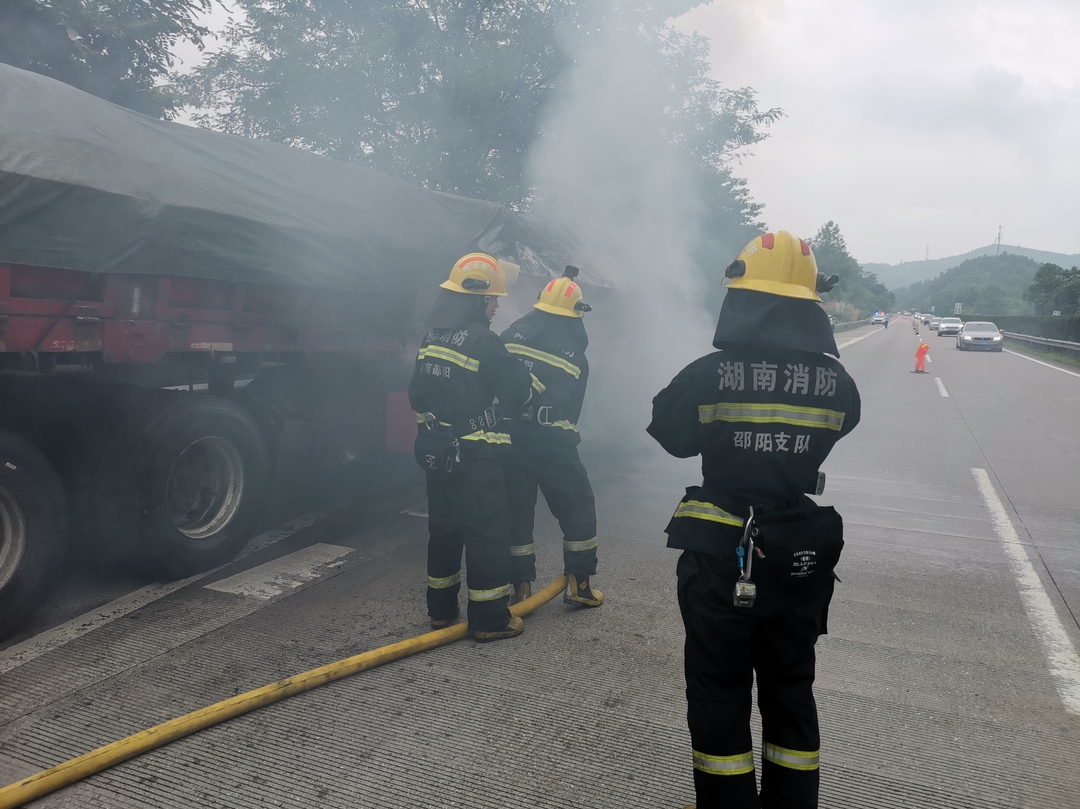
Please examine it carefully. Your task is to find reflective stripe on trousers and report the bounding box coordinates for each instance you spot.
[468,583,512,602]
[564,536,597,553]
[428,573,461,589]
[692,749,755,776]
[763,743,819,772]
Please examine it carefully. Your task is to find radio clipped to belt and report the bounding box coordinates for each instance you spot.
[731,499,844,613]
[414,412,461,474]
[733,507,759,608]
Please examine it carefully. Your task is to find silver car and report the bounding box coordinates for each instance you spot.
[956,321,1004,352]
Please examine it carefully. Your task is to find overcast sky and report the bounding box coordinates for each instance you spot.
[180,0,1079,266]
[676,0,1080,264]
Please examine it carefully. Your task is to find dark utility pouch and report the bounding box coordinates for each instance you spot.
[413,429,461,474]
[748,502,844,613]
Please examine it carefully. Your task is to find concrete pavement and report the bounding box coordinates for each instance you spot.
[1,320,1079,808]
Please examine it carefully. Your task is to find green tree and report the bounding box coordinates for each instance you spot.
[895,253,1041,316]
[1023,263,1080,316]
[178,0,778,212]
[809,221,893,317]
[0,0,211,118]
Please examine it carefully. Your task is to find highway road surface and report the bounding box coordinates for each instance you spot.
[1,319,1078,808]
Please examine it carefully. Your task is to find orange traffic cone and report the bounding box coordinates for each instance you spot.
[914,341,929,373]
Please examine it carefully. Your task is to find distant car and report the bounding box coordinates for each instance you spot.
[921,314,933,324]
[956,321,1004,352]
[937,316,963,336]
[929,317,942,330]
[871,313,886,324]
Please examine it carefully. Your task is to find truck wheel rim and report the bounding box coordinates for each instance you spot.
[165,437,245,541]
[0,485,27,590]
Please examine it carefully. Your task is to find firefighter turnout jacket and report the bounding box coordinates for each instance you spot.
[409,319,533,459]
[500,316,588,446]
[648,345,861,551]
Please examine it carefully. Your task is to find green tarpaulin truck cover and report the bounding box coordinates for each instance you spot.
[0,64,607,293]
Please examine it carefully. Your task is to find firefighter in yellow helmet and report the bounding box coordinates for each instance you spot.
[648,232,860,809]
[500,266,603,609]
[409,252,533,642]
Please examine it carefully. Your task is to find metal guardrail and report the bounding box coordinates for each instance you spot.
[833,318,871,333]
[1001,331,1080,353]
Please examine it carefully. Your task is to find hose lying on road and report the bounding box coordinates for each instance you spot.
[0,574,569,809]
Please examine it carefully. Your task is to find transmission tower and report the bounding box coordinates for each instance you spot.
[924,245,929,261]
[996,225,1003,254]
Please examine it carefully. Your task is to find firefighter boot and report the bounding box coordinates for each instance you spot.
[510,582,532,605]
[430,608,460,630]
[473,615,525,643]
[564,574,604,607]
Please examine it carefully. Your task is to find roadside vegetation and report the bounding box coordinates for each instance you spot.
[1002,340,1080,370]
[812,221,894,319]
[894,253,1039,317]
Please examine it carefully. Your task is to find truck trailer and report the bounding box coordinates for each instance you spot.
[0,64,607,639]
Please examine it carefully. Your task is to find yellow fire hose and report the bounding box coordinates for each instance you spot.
[0,575,568,809]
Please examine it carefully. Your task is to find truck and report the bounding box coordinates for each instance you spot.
[0,64,607,640]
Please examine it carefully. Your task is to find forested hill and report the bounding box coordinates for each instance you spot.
[865,245,1080,291]
[893,253,1044,316]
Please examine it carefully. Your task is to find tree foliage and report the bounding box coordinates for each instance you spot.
[0,0,211,118]
[1023,263,1080,316]
[809,221,894,317]
[895,253,1041,316]
[178,0,780,217]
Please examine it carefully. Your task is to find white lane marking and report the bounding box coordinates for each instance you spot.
[836,329,880,350]
[934,377,950,397]
[971,468,1080,715]
[1004,349,1080,379]
[401,507,429,518]
[0,510,326,675]
[926,355,933,363]
[204,543,353,600]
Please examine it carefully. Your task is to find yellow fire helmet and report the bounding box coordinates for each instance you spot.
[440,252,520,296]
[535,266,593,317]
[723,231,823,302]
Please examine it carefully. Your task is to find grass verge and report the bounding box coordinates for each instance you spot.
[1003,339,1080,369]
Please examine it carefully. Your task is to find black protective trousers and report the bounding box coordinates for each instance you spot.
[677,550,834,809]
[503,438,597,582]
[425,456,513,633]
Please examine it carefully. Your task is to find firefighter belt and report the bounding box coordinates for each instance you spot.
[666,489,844,615]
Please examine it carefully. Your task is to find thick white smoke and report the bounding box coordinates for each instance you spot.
[526,11,720,449]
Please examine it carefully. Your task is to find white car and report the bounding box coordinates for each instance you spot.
[871,313,886,324]
[937,316,963,336]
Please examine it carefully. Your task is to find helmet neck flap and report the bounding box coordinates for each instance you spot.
[712,288,839,357]
[425,289,492,329]
[508,308,589,353]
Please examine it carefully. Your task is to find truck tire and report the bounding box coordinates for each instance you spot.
[91,396,270,579]
[0,429,68,641]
